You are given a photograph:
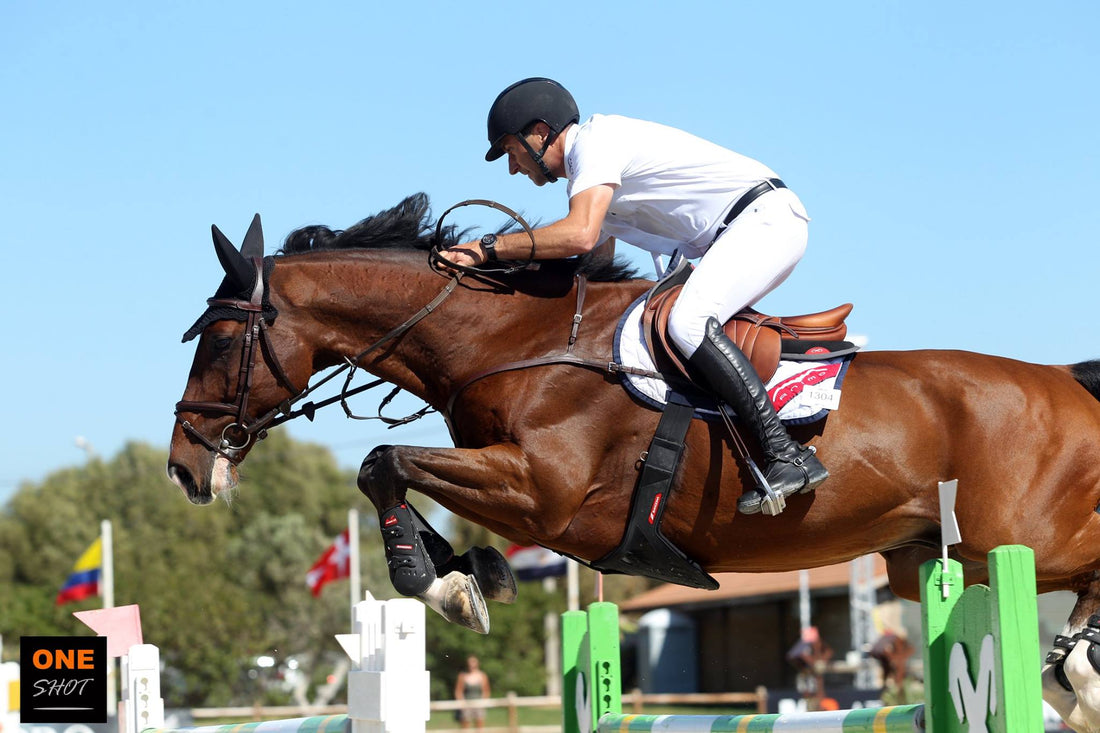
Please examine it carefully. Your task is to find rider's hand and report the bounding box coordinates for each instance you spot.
[438,242,486,270]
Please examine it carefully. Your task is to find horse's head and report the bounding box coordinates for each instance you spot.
[168,215,309,505]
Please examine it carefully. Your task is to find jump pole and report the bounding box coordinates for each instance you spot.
[141,717,350,733]
[563,545,1043,733]
[131,594,428,733]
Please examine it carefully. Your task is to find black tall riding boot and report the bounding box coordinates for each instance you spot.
[688,318,829,515]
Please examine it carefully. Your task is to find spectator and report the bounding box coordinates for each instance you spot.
[455,655,490,729]
[786,626,833,711]
[870,632,918,705]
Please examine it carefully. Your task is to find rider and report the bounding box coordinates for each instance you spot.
[438,77,827,515]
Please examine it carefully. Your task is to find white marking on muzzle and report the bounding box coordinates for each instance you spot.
[210,455,239,501]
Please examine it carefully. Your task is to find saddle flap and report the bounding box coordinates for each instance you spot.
[727,318,782,382]
[641,288,692,378]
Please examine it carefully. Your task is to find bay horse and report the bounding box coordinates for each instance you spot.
[169,194,1100,730]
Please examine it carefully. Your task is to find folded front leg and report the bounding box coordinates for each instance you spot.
[357,443,537,633]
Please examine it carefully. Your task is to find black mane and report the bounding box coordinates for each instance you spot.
[279,193,641,283]
[1072,360,1100,403]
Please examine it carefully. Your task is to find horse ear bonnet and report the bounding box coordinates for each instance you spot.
[182,214,278,342]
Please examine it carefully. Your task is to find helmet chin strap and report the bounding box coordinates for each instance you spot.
[515,132,559,183]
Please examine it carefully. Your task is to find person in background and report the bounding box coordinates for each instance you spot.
[455,655,490,729]
[870,631,918,705]
[786,626,833,711]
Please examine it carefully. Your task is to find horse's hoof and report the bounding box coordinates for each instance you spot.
[1043,663,1078,717]
[468,546,518,604]
[424,571,489,634]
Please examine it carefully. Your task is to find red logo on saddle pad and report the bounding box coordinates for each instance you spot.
[806,346,830,355]
[768,363,842,410]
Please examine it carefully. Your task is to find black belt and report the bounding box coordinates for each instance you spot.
[714,178,787,239]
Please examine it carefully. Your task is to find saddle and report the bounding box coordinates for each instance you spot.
[641,259,853,383]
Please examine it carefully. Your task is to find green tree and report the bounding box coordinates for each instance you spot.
[0,435,373,707]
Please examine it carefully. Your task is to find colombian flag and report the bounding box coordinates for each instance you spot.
[56,537,102,605]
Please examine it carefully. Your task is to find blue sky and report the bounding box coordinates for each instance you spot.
[2,2,1097,503]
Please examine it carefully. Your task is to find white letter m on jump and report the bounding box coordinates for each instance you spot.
[948,634,997,733]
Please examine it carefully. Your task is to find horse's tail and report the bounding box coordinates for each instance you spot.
[1071,360,1100,402]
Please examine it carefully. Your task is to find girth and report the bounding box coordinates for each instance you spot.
[590,391,719,589]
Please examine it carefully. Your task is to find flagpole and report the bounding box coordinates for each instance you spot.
[348,508,360,626]
[102,519,114,609]
[101,519,116,718]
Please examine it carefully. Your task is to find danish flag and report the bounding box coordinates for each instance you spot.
[505,544,568,581]
[305,529,351,597]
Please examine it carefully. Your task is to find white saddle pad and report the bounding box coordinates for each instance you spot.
[613,296,852,425]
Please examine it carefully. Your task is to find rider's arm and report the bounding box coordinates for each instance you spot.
[442,184,615,266]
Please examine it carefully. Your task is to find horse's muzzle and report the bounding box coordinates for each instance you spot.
[167,462,217,506]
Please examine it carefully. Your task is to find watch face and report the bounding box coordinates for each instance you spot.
[480,233,498,260]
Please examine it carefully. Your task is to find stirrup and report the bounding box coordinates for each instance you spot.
[739,446,826,516]
[742,456,786,516]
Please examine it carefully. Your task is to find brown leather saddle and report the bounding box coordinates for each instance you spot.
[641,261,853,384]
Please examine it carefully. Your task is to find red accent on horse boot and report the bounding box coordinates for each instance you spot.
[381,503,437,596]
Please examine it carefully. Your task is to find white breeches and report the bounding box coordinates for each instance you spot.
[668,187,810,358]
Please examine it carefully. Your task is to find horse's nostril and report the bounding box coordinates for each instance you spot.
[167,463,189,487]
[167,463,213,505]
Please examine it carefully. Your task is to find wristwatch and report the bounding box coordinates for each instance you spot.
[480,233,499,261]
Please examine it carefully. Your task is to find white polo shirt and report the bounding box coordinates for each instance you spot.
[564,114,780,258]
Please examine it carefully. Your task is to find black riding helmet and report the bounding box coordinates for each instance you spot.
[485,77,579,182]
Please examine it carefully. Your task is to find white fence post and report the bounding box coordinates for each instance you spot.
[121,644,164,733]
[2,655,20,733]
[337,593,430,733]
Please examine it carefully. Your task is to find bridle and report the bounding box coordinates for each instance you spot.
[174,254,462,465]
[174,257,301,463]
[174,198,631,465]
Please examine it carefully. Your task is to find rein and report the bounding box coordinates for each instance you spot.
[428,199,537,277]
[431,200,663,418]
[445,274,665,419]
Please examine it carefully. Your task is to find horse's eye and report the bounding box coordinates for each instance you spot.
[212,337,232,351]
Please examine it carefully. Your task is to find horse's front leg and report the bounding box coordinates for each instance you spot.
[1043,576,1100,732]
[357,444,527,634]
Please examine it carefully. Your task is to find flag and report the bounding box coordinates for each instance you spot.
[56,537,102,606]
[306,529,351,597]
[73,604,143,658]
[505,544,567,581]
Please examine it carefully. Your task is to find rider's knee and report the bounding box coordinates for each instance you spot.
[666,305,708,359]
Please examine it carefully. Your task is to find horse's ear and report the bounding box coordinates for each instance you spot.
[240,213,264,260]
[211,223,254,293]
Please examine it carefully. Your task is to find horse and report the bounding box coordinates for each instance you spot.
[168,193,1100,731]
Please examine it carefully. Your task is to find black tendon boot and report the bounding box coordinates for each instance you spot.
[688,318,828,515]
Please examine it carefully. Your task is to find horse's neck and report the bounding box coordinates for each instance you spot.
[274,255,601,407]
